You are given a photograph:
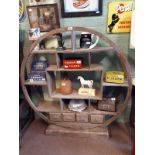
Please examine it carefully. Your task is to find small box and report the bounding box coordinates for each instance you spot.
[49,113,62,122]
[27,73,46,82]
[105,71,124,83]
[63,59,82,69]
[98,98,116,112]
[31,61,48,71]
[76,113,88,122]
[90,114,105,124]
[63,113,75,122]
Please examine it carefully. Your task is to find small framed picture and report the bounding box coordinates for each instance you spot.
[60,0,103,18]
[27,4,60,32]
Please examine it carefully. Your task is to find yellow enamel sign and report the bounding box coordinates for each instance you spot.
[107,1,133,33]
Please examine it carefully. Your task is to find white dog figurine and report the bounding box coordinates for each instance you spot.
[77,76,93,88]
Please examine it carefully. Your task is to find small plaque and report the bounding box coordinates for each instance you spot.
[78,87,95,96]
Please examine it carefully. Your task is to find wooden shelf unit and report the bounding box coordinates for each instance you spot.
[21,27,132,137]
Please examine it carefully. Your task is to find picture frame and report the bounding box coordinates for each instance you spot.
[27,4,60,32]
[60,0,102,18]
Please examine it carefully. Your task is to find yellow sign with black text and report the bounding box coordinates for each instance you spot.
[107,1,133,33]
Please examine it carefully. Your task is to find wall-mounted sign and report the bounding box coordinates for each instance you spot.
[107,1,133,33]
[19,0,26,23]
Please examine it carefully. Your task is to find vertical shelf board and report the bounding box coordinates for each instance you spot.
[100,70,104,96]
[46,72,56,98]
[60,99,64,112]
[56,53,61,68]
[71,30,76,51]
[88,52,91,69]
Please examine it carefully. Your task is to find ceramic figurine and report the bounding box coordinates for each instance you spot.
[77,76,93,88]
[77,76,95,96]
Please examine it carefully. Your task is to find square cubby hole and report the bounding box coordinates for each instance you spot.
[56,52,90,69]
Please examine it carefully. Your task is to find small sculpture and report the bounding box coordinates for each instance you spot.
[77,76,93,88]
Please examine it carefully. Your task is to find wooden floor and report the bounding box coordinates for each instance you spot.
[20,119,134,155]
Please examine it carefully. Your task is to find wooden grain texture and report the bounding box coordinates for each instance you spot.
[46,64,103,71]
[37,100,61,113]
[45,124,109,137]
[51,89,102,100]
[24,80,47,86]
[32,47,114,54]
[20,26,132,128]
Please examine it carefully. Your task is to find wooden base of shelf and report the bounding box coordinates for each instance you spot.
[45,124,109,138]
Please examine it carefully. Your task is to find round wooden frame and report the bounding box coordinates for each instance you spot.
[20,27,132,129]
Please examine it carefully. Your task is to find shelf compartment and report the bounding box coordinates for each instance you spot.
[62,99,89,113]
[32,47,114,54]
[89,103,117,116]
[102,80,129,87]
[37,100,61,113]
[46,64,103,71]
[51,89,102,100]
[24,80,47,86]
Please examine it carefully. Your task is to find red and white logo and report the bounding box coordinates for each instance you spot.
[116,3,132,14]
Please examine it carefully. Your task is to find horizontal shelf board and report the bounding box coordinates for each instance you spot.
[32,47,114,54]
[31,70,46,74]
[37,100,61,112]
[51,89,102,100]
[32,49,56,54]
[46,64,103,71]
[102,80,129,87]
[90,104,117,116]
[24,80,47,86]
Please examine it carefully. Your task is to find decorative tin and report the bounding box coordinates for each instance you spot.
[60,78,73,95]
[105,71,124,83]
[63,59,82,69]
[98,98,116,112]
[27,73,46,82]
[31,61,48,71]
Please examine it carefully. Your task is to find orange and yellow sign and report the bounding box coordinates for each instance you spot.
[107,1,133,33]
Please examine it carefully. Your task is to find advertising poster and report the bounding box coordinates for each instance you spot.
[107,1,133,33]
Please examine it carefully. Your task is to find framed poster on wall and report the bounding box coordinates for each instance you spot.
[107,1,133,33]
[60,0,102,18]
[27,4,60,32]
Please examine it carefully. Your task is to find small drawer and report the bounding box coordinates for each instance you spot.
[76,113,88,123]
[49,113,62,122]
[90,114,105,124]
[63,113,75,122]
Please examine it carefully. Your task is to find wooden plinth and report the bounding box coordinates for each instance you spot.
[45,124,109,138]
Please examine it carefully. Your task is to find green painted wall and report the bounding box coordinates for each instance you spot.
[20,0,135,123]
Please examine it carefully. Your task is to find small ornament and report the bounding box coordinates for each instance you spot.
[68,99,87,112]
[77,76,95,96]
[60,76,73,95]
[77,76,93,88]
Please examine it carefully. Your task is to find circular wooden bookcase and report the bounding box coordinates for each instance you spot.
[20,27,132,136]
